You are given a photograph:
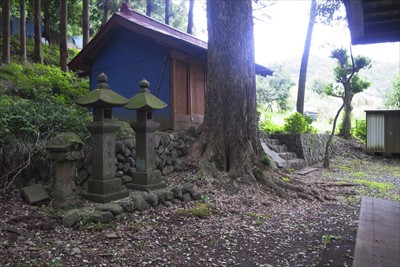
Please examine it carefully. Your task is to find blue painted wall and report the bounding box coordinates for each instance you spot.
[90,26,171,129]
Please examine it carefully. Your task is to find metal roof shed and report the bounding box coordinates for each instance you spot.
[365,110,400,155]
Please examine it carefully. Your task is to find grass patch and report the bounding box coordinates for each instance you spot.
[281,177,290,183]
[353,179,395,192]
[322,234,342,246]
[351,172,367,178]
[337,165,352,171]
[245,212,269,226]
[176,203,212,219]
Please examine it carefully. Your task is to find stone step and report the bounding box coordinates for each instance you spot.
[269,144,287,153]
[279,152,297,160]
[265,138,281,146]
[286,158,306,171]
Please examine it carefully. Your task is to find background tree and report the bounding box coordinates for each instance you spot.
[296,0,344,114]
[311,78,328,95]
[60,0,68,72]
[19,0,27,64]
[385,74,400,108]
[82,0,90,46]
[296,0,316,115]
[324,48,371,139]
[33,0,43,63]
[2,0,11,64]
[164,0,170,25]
[146,0,153,16]
[256,68,294,112]
[187,0,194,34]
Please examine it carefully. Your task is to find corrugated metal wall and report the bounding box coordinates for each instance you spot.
[366,113,385,153]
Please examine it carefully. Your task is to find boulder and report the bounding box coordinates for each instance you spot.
[115,198,135,213]
[131,194,150,211]
[89,211,114,224]
[142,192,158,207]
[97,203,123,216]
[63,209,81,227]
[170,186,182,200]
[182,193,192,203]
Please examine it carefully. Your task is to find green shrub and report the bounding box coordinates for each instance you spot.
[352,119,366,142]
[0,98,92,145]
[259,113,284,133]
[283,112,315,134]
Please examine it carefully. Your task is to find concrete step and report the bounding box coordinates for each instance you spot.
[279,152,297,160]
[269,144,287,153]
[286,158,306,170]
[265,138,281,146]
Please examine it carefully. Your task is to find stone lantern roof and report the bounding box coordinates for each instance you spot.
[76,73,128,107]
[125,79,167,110]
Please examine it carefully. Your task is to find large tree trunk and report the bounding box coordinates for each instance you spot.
[20,0,27,64]
[33,0,43,64]
[187,0,194,34]
[341,93,353,139]
[296,0,316,115]
[82,0,90,46]
[60,0,68,72]
[2,0,11,64]
[198,0,259,181]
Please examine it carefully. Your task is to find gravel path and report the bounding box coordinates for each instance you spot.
[0,137,399,266]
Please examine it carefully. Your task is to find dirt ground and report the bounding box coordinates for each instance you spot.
[0,137,399,266]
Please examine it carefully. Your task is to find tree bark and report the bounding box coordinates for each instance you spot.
[197,0,259,181]
[296,0,316,115]
[146,0,152,17]
[101,0,109,28]
[20,0,27,64]
[341,92,353,139]
[60,0,68,72]
[187,0,194,34]
[165,0,170,25]
[33,0,43,64]
[2,0,11,64]
[82,0,90,46]
[323,103,344,168]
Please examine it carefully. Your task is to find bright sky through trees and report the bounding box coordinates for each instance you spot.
[253,0,400,65]
[192,0,400,65]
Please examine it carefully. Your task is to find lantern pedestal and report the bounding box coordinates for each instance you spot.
[126,121,166,191]
[83,121,128,203]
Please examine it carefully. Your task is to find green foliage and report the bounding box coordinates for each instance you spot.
[283,112,315,134]
[115,120,134,140]
[0,63,88,105]
[0,97,91,145]
[311,78,328,95]
[259,112,284,134]
[385,74,400,108]
[351,119,366,142]
[256,66,294,112]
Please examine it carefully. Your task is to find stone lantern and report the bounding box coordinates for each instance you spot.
[76,73,129,203]
[124,79,167,191]
[46,132,84,206]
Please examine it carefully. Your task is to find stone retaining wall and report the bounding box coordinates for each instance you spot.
[271,134,329,165]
